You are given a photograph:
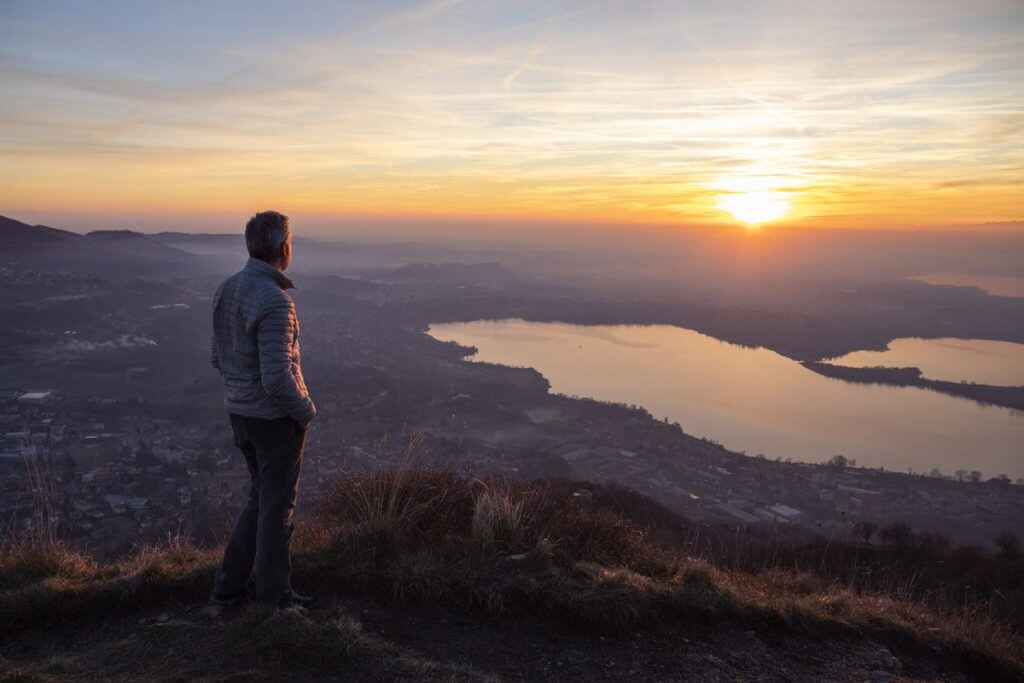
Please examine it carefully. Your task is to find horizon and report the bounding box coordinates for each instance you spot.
[2,0,1023,233]
[6,211,1024,249]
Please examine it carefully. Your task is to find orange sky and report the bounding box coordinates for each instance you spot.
[1,1,1022,232]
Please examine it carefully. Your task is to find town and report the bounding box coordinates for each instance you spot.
[4,315,1021,559]
[1,227,1022,559]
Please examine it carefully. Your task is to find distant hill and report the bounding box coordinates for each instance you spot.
[85,229,158,243]
[151,231,245,256]
[0,216,482,276]
[0,215,225,276]
[0,214,81,248]
[84,229,197,262]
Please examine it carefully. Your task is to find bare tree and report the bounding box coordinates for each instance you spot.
[826,454,849,468]
[994,532,1020,559]
[880,520,914,548]
[853,521,878,545]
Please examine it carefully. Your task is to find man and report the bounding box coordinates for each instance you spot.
[209,210,317,608]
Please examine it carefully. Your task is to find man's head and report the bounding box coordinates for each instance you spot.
[245,210,292,270]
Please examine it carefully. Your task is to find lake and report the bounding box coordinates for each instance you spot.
[827,338,1024,386]
[428,319,1024,479]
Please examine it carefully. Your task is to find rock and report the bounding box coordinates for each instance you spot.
[200,603,224,619]
[156,612,170,623]
[869,648,902,674]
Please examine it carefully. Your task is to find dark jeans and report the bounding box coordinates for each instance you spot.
[213,413,306,604]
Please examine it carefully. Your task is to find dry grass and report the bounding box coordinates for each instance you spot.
[306,466,1023,677]
[308,436,478,549]
[471,486,525,549]
[0,530,220,633]
[717,568,1024,676]
[310,463,672,574]
[3,461,1022,680]
[0,536,94,589]
[1,451,93,589]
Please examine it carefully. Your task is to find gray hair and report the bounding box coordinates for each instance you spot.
[245,210,290,262]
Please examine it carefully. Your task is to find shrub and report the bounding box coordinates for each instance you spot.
[470,486,524,549]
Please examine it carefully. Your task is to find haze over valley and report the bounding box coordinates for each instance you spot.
[2,213,1022,558]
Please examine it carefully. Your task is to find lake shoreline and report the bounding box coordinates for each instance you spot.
[800,361,1024,412]
[429,319,1024,479]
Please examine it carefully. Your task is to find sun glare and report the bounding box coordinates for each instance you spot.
[717,191,791,225]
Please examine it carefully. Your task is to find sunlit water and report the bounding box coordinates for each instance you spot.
[828,338,1024,386]
[428,319,1024,479]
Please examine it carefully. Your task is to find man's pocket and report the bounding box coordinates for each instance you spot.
[240,415,298,451]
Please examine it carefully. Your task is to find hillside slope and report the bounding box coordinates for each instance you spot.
[0,215,226,276]
[2,469,1021,682]
[0,215,81,248]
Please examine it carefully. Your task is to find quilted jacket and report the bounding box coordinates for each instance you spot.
[210,258,316,424]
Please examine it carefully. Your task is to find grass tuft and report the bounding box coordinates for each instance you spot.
[471,485,525,549]
[0,537,93,589]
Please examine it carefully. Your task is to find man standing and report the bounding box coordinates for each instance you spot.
[209,210,316,608]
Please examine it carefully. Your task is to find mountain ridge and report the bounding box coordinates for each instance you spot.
[0,214,81,248]
[0,214,223,275]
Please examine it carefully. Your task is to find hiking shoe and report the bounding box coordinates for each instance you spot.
[210,589,248,607]
[278,590,317,610]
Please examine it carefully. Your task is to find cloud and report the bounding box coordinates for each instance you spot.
[504,39,547,89]
[355,0,467,34]
[1,0,1022,225]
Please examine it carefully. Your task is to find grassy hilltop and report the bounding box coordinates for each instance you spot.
[2,461,1023,682]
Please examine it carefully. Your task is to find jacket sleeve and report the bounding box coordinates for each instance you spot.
[210,282,223,371]
[256,294,316,423]
[210,336,220,370]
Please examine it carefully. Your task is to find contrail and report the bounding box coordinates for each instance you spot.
[504,39,548,89]
[677,20,804,131]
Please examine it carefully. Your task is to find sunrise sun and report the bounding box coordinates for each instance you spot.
[717,191,791,225]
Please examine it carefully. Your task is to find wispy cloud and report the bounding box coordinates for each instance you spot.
[356,0,468,34]
[0,0,1021,226]
[504,38,547,89]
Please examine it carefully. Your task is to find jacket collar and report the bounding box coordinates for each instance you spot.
[243,257,295,290]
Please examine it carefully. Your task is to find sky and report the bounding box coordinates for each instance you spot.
[1,0,1022,234]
